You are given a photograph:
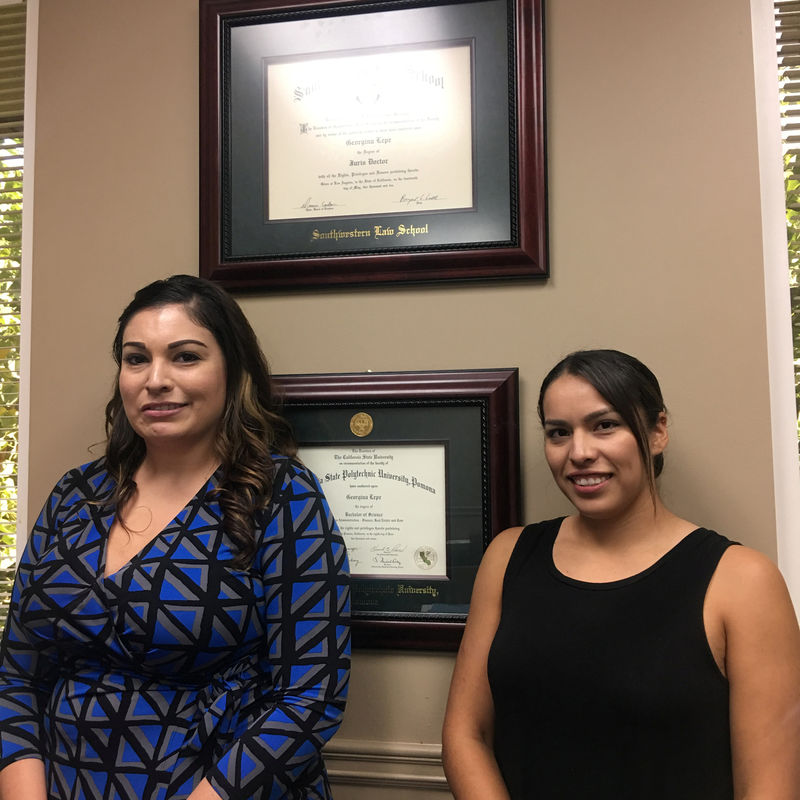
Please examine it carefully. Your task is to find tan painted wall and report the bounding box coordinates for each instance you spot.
[27,0,778,795]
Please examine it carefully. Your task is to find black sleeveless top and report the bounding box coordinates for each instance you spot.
[487,518,735,799]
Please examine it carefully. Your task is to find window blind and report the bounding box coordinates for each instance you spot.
[0,0,24,625]
[776,0,800,446]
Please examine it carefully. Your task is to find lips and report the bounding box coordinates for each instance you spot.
[141,402,187,413]
[568,473,611,487]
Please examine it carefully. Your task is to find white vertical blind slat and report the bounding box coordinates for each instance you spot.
[0,0,24,619]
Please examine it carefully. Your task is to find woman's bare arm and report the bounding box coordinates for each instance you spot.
[0,757,46,800]
[709,546,800,799]
[442,527,522,800]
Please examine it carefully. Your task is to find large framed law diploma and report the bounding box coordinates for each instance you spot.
[273,369,521,650]
[199,0,546,290]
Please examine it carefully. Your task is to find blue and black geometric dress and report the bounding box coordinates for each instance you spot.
[0,455,351,799]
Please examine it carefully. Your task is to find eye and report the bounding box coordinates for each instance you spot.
[545,427,570,440]
[595,419,620,432]
[122,352,147,366]
[174,351,202,363]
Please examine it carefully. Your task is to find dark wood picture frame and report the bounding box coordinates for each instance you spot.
[273,369,521,650]
[199,0,546,290]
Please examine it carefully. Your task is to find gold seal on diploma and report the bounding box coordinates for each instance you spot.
[414,546,438,570]
[349,412,374,437]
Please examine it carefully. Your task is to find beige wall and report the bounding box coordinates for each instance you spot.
[26,0,784,796]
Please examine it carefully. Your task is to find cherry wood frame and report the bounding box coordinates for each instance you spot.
[273,368,521,650]
[199,0,546,290]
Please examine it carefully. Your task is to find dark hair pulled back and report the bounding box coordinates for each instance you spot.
[537,349,666,495]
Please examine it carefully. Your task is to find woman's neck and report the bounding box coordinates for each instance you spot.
[135,440,220,486]
[571,496,692,552]
[555,500,698,583]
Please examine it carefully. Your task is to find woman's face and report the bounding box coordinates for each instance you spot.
[118,304,227,455]
[541,373,666,521]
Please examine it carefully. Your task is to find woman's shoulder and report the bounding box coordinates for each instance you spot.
[48,457,113,501]
[269,453,324,496]
[263,454,335,524]
[497,517,565,555]
[30,458,113,545]
[713,542,789,593]
[257,454,342,547]
[483,526,524,568]
[706,540,797,630]
[481,517,565,579]
[493,517,564,545]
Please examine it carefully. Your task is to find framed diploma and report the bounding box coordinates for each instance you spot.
[273,369,521,650]
[199,0,546,290]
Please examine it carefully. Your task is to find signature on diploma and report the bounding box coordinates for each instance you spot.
[396,192,441,207]
[298,197,341,212]
[371,544,408,554]
[372,554,403,567]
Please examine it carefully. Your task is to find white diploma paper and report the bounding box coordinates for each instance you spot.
[266,44,474,220]
[300,444,447,578]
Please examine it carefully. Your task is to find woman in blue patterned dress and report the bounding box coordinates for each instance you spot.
[0,275,350,799]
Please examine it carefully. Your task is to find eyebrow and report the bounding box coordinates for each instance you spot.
[544,407,616,427]
[121,339,209,350]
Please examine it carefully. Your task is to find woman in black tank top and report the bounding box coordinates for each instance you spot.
[442,349,800,799]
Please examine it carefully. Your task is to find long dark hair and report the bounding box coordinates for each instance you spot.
[537,349,667,497]
[105,274,296,567]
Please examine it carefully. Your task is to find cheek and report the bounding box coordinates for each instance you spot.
[212,386,226,417]
[118,378,144,433]
[203,372,227,415]
[117,374,137,406]
[543,444,563,475]
[616,439,645,470]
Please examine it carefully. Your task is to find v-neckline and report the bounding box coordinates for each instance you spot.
[101,471,217,581]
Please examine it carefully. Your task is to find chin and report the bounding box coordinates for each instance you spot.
[576,507,620,521]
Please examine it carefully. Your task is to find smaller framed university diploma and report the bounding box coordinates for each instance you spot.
[199,0,546,290]
[273,369,521,650]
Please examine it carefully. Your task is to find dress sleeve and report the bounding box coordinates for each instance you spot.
[0,472,72,770]
[207,461,351,800]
